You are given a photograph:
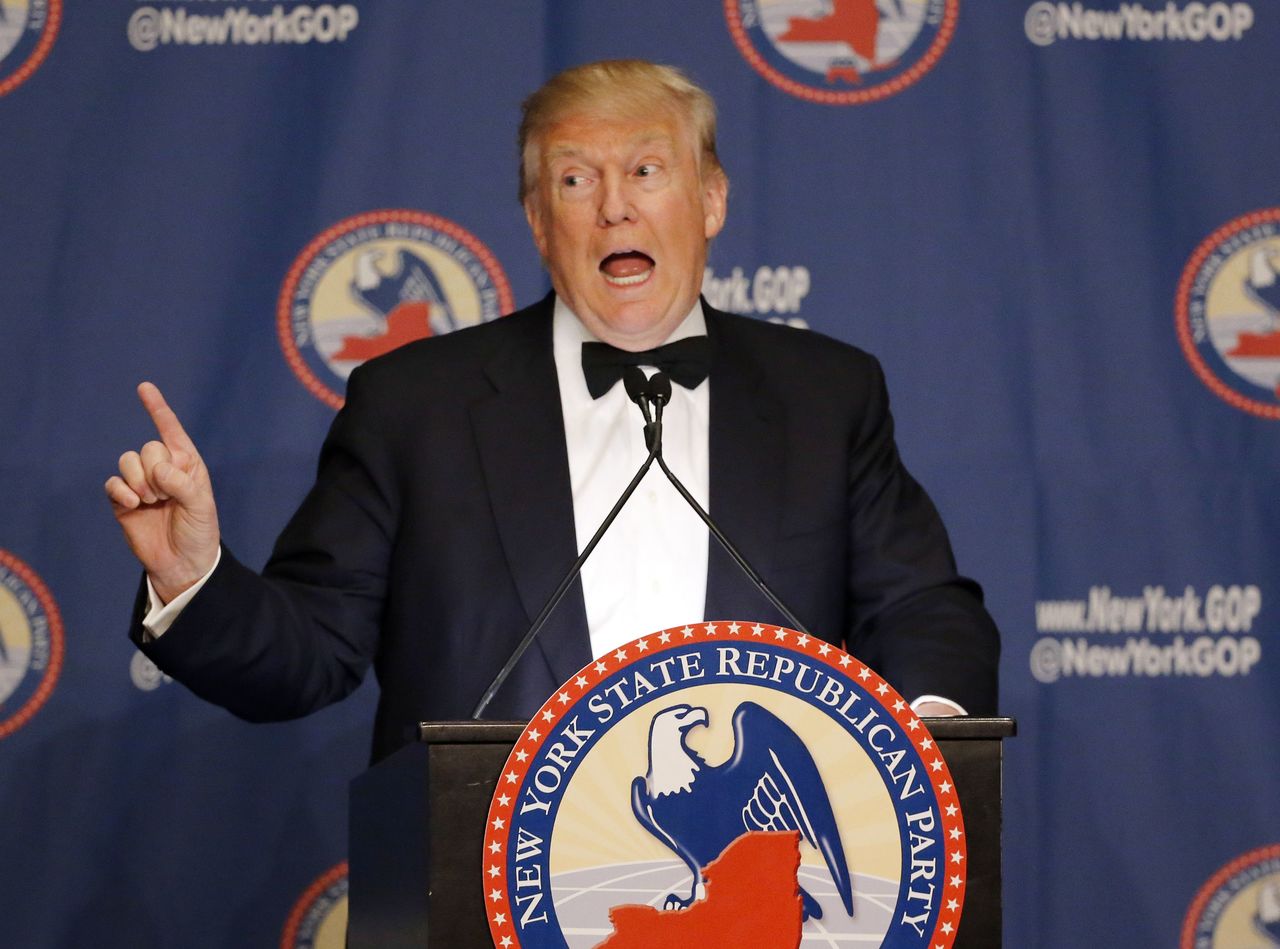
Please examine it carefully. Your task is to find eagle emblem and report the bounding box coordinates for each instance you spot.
[630,701,855,921]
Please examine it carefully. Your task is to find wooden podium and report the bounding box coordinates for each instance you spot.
[348,717,1015,948]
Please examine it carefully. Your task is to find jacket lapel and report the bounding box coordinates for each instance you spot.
[703,306,788,623]
[469,297,593,693]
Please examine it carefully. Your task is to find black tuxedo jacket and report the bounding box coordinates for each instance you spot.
[136,295,998,762]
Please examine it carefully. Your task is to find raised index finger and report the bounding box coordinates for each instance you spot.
[137,381,198,454]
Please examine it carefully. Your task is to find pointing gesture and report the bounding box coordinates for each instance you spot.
[105,382,221,604]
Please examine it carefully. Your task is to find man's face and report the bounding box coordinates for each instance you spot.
[523,108,728,351]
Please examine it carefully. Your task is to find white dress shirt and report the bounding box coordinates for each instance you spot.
[552,297,710,658]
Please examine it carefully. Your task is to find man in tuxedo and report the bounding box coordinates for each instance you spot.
[106,60,998,762]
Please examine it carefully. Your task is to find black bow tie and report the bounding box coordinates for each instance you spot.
[580,336,712,399]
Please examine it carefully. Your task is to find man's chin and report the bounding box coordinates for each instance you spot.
[583,301,690,350]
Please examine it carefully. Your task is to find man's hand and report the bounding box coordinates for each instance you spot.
[105,382,221,604]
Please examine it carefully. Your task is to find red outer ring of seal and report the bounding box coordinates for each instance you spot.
[0,0,61,98]
[723,0,958,106]
[0,549,65,739]
[279,860,348,949]
[276,209,516,410]
[1180,843,1280,948]
[482,621,967,948]
[1174,207,1280,420]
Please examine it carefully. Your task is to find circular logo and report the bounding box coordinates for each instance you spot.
[278,209,515,408]
[1182,844,1280,949]
[725,0,958,105]
[281,862,348,949]
[1176,208,1280,419]
[484,622,965,948]
[0,550,64,739]
[0,0,59,97]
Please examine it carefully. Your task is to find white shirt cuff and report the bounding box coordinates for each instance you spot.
[909,694,968,716]
[141,548,222,639]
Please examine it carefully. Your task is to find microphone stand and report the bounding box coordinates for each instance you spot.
[471,367,812,719]
[470,368,661,719]
[644,372,812,636]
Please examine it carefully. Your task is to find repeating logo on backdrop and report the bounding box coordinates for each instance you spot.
[0,0,60,97]
[0,550,64,739]
[725,0,957,105]
[278,209,514,408]
[1176,208,1280,419]
[282,862,348,949]
[485,622,965,948]
[1182,845,1280,949]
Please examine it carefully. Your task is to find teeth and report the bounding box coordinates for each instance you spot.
[604,270,651,286]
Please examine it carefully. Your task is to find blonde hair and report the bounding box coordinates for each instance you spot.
[518,59,724,202]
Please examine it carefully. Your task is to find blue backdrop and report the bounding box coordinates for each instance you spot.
[3,1,1278,946]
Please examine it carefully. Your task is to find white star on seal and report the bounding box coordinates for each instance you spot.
[659,631,672,643]
[728,622,741,634]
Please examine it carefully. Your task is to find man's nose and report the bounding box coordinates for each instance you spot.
[597,174,635,226]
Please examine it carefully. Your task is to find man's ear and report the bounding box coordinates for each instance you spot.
[702,169,728,241]
[524,195,548,260]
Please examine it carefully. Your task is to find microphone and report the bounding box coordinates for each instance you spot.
[470,374,661,719]
[624,365,665,452]
[641,371,812,637]
[623,365,652,419]
[648,371,672,407]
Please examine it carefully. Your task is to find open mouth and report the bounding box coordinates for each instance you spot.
[600,251,655,287]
